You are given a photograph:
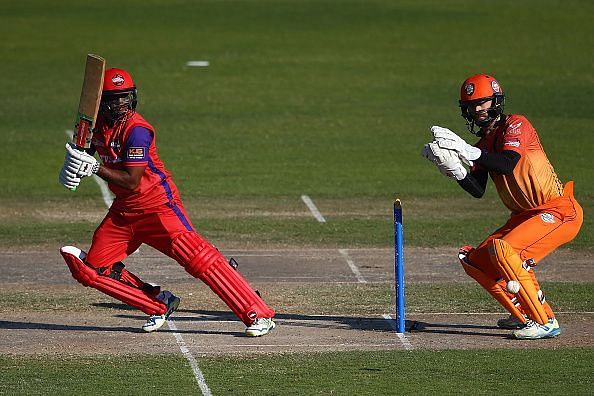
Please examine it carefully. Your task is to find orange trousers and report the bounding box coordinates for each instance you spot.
[467,182,583,317]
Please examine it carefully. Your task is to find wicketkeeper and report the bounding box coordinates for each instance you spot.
[422,74,583,339]
[58,67,276,336]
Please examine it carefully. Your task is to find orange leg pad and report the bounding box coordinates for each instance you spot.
[172,232,275,326]
[60,246,167,316]
[488,239,548,324]
[529,271,555,319]
[458,248,526,323]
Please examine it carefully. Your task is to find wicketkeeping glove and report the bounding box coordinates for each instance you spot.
[431,125,481,166]
[422,142,468,181]
[64,143,100,177]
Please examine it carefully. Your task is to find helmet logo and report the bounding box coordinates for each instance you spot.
[111,74,125,86]
[491,80,501,93]
[464,83,474,96]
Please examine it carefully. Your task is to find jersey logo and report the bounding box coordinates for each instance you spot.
[504,138,521,148]
[507,122,522,135]
[540,213,556,224]
[127,147,145,159]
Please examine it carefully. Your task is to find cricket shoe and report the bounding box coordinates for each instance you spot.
[513,318,560,340]
[245,318,276,337]
[497,314,527,330]
[142,291,181,333]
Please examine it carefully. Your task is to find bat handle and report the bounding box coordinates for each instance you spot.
[74,117,93,148]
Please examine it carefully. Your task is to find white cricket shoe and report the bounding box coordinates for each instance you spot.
[142,291,180,333]
[497,314,527,330]
[245,318,276,337]
[513,318,560,340]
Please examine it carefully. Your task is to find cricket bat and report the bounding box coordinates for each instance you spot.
[73,53,105,149]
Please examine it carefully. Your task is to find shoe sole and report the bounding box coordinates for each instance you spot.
[513,328,561,340]
[245,321,276,337]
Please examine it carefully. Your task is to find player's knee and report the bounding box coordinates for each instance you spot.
[487,238,513,262]
[458,245,475,265]
[60,246,98,287]
[171,232,220,277]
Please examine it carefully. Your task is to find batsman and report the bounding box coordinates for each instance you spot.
[58,61,275,336]
[422,74,583,339]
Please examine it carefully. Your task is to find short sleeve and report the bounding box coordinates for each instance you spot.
[124,126,153,165]
[501,118,531,155]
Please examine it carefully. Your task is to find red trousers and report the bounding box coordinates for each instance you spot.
[86,200,194,269]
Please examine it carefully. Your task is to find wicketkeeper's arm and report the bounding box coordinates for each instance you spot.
[457,169,488,198]
[474,150,520,175]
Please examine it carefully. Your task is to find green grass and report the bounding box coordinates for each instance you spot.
[2,349,593,395]
[3,282,592,315]
[0,1,592,394]
[0,0,592,249]
[0,355,198,395]
[1,195,591,249]
[201,349,594,395]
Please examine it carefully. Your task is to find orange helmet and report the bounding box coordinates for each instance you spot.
[459,74,505,135]
[100,68,137,122]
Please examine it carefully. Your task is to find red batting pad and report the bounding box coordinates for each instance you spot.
[60,246,166,316]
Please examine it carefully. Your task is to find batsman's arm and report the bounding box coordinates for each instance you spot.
[457,169,488,198]
[95,164,144,190]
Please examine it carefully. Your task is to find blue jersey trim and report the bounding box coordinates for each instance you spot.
[146,158,193,232]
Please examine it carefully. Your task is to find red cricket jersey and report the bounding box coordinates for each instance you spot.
[91,112,183,213]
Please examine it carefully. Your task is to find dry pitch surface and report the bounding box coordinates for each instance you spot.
[1,246,593,356]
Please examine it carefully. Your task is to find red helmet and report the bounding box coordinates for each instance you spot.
[459,74,505,135]
[100,68,137,122]
[103,68,135,94]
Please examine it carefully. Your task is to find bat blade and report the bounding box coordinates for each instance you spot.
[74,53,105,149]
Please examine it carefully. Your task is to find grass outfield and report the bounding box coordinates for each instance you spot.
[0,0,592,249]
[1,1,592,395]
[2,349,593,395]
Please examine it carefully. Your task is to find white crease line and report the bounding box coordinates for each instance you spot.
[186,344,400,348]
[412,311,594,315]
[301,195,326,223]
[338,249,367,283]
[383,314,414,350]
[65,130,114,208]
[167,319,213,396]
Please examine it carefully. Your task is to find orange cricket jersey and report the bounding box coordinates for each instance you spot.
[475,115,564,214]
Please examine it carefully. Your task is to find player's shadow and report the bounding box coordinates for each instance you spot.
[0,320,141,333]
[409,321,511,338]
[0,318,243,336]
[113,306,396,333]
[102,303,508,336]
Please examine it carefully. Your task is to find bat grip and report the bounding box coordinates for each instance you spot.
[74,118,92,149]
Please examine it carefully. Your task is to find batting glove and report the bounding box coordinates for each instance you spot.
[64,143,100,177]
[59,166,81,190]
